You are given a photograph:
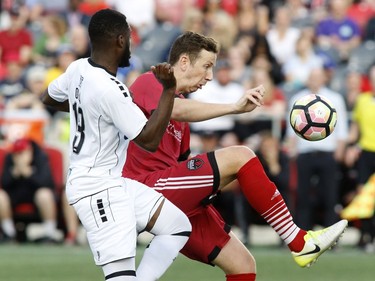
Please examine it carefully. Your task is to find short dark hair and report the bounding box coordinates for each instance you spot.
[168,32,219,66]
[88,9,130,48]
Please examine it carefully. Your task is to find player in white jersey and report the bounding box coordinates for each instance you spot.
[41,9,191,281]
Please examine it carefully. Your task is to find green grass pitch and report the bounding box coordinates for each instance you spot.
[0,244,374,281]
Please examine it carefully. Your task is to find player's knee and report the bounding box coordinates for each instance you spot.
[243,253,256,273]
[215,249,256,275]
[228,146,256,165]
[152,199,192,237]
[215,233,257,274]
[230,252,256,274]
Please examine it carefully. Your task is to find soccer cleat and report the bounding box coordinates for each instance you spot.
[292,219,348,268]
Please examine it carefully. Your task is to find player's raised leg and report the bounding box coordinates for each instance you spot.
[216,145,347,267]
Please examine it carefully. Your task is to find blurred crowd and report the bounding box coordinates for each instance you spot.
[0,0,375,251]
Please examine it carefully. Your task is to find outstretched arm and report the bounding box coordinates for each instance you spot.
[172,85,265,122]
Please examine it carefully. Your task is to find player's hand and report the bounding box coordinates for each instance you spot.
[235,84,265,113]
[151,63,176,91]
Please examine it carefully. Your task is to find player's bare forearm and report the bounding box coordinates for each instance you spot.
[172,99,236,122]
[133,63,176,152]
[41,90,70,112]
[172,84,265,122]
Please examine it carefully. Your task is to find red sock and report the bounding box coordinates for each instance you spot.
[237,157,307,252]
[226,273,256,281]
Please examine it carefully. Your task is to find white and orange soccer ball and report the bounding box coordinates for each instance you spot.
[289,94,337,141]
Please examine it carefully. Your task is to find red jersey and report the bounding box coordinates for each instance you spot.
[123,72,191,179]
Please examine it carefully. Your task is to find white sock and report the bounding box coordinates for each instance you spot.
[43,220,57,238]
[136,199,191,281]
[2,219,16,237]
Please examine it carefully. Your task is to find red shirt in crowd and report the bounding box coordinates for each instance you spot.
[0,28,32,64]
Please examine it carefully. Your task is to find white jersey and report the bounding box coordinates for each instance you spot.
[48,58,148,203]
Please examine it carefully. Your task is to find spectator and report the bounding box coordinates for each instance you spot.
[227,44,252,85]
[345,63,375,252]
[32,14,68,67]
[201,0,223,30]
[205,10,238,54]
[0,7,33,67]
[2,65,49,145]
[315,0,361,64]
[181,7,205,34]
[106,0,156,38]
[0,138,58,243]
[44,44,77,90]
[43,44,77,119]
[363,15,375,41]
[282,33,324,96]
[236,67,287,143]
[154,0,192,26]
[284,0,312,29]
[286,67,349,230]
[247,33,285,85]
[59,0,91,29]
[133,8,182,72]
[0,60,27,104]
[343,68,363,111]
[346,0,375,36]
[266,5,301,65]
[236,0,261,37]
[68,24,90,59]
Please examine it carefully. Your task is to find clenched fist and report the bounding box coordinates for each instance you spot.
[151,63,176,91]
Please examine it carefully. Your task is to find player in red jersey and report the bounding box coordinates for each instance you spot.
[123,32,348,280]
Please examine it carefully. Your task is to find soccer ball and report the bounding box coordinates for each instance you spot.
[289,94,337,141]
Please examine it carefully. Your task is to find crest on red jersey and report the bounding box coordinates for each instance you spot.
[187,158,204,170]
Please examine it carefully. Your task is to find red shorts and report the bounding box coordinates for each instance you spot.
[136,152,231,264]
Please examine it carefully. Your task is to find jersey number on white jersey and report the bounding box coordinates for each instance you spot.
[72,102,85,154]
